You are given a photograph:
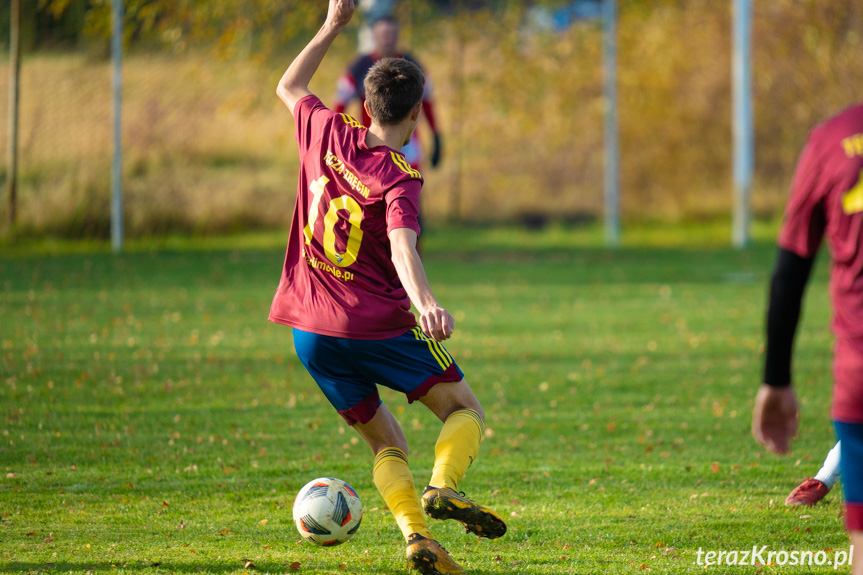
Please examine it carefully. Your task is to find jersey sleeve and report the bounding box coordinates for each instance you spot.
[778,133,827,258]
[385,180,422,237]
[294,95,335,157]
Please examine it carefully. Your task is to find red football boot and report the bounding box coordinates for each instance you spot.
[785,478,831,506]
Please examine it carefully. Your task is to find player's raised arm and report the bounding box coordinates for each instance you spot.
[389,227,454,343]
[276,0,356,115]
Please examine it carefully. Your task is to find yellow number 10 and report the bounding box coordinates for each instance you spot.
[303,176,364,268]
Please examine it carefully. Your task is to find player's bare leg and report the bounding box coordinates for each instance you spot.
[354,404,464,573]
[353,401,409,454]
[851,531,862,575]
[353,405,428,536]
[419,380,507,539]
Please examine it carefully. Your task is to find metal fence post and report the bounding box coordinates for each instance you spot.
[603,0,620,247]
[6,0,20,228]
[112,0,124,252]
[732,0,753,248]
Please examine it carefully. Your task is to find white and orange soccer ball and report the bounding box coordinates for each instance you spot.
[292,477,363,546]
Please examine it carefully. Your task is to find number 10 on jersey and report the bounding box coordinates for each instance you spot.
[303,176,365,268]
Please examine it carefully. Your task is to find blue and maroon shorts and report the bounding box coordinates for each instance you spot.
[292,327,464,426]
[835,421,863,531]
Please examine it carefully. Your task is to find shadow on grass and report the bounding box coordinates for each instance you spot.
[2,561,271,574]
[3,561,265,573]
[2,559,426,574]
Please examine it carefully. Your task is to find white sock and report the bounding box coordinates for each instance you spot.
[814,441,841,489]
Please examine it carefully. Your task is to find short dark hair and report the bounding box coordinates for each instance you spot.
[372,15,399,28]
[363,57,425,126]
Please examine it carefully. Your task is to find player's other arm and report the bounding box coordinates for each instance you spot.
[276,0,355,116]
[390,227,454,343]
[752,248,815,454]
[419,77,442,168]
[423,100,442,168]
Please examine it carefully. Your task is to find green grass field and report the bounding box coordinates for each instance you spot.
[0,224,851,574]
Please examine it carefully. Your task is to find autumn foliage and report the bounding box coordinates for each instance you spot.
[1,1,861,236]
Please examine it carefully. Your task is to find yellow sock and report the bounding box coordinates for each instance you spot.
[429,409,483,490]
[372,447,430,540]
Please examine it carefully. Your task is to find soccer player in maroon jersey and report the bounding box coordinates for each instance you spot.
[270,2,504,573]
[753,101,863,574]
[334,15,442,173]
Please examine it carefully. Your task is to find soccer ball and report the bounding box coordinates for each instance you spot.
[292,477,363,546]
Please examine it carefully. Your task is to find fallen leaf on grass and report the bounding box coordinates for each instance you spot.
[242,559,256,569]
[289,562,301,571]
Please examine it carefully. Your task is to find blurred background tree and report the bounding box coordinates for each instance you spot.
[1,1,861,237]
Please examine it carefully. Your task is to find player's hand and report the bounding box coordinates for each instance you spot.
[420,305,454,342]
[430,133,442,168]
[752,384,799,455]
[326,0,356,29]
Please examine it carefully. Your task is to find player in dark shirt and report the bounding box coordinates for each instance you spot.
[754,102,863,574]
[334,15,442,172]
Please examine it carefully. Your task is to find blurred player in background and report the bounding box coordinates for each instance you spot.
[334,15,442,174]
[335,14,442,253]
[786,441,841,506]
[271,1,504,573]
[752,101,863,574]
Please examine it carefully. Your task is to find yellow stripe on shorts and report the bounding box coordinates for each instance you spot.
[412,327,451,371]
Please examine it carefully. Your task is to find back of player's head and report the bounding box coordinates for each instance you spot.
[364,57,424,126]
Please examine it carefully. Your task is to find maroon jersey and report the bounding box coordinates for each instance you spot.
[269,95,423,339]
[779,102,863,340]
[778,102,863,422]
